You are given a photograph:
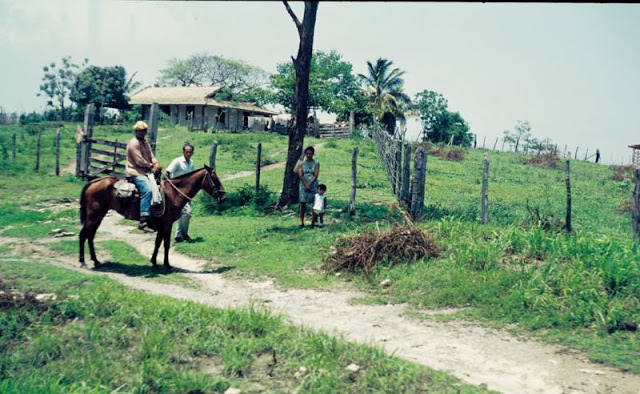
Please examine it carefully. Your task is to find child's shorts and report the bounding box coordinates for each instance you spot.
[313,208,323,214]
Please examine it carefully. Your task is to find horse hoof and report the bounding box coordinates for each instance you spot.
[93,261,101,268]
[164,265,172,272]
[79,262,87,268]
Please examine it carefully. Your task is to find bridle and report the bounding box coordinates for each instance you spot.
[163,169,221,202]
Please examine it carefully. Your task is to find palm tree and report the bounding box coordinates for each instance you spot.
[358,58,411,135]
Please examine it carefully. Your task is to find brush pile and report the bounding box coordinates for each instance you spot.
[322,214,441,276]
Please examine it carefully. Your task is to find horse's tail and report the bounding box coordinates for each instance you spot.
[79,181,91,225]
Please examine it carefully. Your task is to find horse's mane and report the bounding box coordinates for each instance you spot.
[169,167,206,180]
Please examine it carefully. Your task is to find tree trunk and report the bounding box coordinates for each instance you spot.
[278,1,319,208]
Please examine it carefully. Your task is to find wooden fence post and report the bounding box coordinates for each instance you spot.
[349,110,355,133]
[188,112,193,132]
[203,115,208,133]
[12,130,16,163]
[348,146,358,216]
[148,102,159,155]
[209,140,218,171]
[482,136,486,149]
[633,169,640,238]
[256,142,262,193]
[410,147,427,220]
[35,129,42,172]
[501,139,505,151]
[584,148,589,161]
[565,153,572,233]
[80,104,95,177]
[493,137,498,150]
[394,140,401,197]
[449,135,454,146]
[401,142,411,206]
[574,147,579,160]
[481,154,489,224]
[55,128,61,176]
[473,134,477,149]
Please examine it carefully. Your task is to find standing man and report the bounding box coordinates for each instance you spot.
[166,141,195,242]
[126,120,161,233]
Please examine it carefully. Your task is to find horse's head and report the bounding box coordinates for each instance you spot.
[203,165,226,203]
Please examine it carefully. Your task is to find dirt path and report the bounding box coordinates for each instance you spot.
[3,211,639,394]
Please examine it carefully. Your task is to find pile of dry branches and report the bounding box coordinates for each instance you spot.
[322,213,441,276]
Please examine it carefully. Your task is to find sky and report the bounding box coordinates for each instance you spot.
[1,1,639,164]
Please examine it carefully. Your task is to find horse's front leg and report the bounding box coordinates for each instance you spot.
[150,230,162,267]
[163,224,172,270]
[79,225,87,267]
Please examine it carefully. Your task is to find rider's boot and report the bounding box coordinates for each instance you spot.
[138,216,155,233]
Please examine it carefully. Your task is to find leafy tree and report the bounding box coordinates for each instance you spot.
[414,90,472,146]
[358,58,411,135]
[270,49,361,118]
[37,56,88,120]
[158,53,269,96]
[414,90,448,141]
[71,65,140,120]
[503,120,531,152]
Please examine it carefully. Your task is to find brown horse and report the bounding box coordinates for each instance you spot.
[79,165,226,269]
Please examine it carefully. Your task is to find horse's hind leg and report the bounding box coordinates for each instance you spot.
[79,225,88,267]
[150,231,162,267]
[162,225,172,270]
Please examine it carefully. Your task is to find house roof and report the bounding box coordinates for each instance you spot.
[629,144,640,149]
[128,86,278,116]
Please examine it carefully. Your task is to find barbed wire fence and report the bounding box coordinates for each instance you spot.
[372,126,426,220]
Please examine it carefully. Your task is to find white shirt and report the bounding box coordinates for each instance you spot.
[313,193,326,212]
[166,156,195,178]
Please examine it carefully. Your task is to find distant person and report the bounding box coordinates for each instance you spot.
[595,149,601,164]
[126,120,161,233]
[311,184,327,228]
[298,146,320,228]
[165,141,195,242]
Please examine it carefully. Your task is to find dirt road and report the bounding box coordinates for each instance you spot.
[4,210,639,394]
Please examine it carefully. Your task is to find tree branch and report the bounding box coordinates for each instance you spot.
[283,1,302,35]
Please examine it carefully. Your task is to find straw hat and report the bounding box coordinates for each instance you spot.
[133,120,149,131]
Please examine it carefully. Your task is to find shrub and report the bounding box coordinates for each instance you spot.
[611,165,635,182]
[522,151,560,169]
[201,184,277,215]
[413,141,466,161]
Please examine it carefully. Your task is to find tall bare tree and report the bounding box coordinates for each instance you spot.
[278,1,319,208]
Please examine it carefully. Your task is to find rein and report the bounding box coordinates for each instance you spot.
[162,170,218,202]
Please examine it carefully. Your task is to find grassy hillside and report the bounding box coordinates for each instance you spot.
[1,121,639,375]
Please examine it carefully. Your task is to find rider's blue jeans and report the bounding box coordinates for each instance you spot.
[132,175,152,217]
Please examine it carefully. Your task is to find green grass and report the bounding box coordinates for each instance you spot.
[0,261,484,393]
[2,123,640,375]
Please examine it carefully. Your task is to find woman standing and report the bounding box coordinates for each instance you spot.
[298,146,320,228]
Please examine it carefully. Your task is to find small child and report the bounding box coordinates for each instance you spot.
[311,184,327,228]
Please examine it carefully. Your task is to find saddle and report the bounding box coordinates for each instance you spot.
[114,178,165,218]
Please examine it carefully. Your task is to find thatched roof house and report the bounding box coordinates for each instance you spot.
[129,86,278,131]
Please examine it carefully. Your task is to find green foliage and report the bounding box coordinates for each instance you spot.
[37,56,89,121]
[201,184,277,215]
[414,90,472,146]
[271,50,362,116]
[158,53,269,97]
[358,58,411,135]
[71,65,139,118]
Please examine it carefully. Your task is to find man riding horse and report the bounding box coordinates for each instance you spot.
[126,120,161,233]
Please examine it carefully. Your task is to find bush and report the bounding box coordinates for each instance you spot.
[611,165,635,182]
[522,151,560,169]
[413,141,466,161]
[201,184,277,215]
